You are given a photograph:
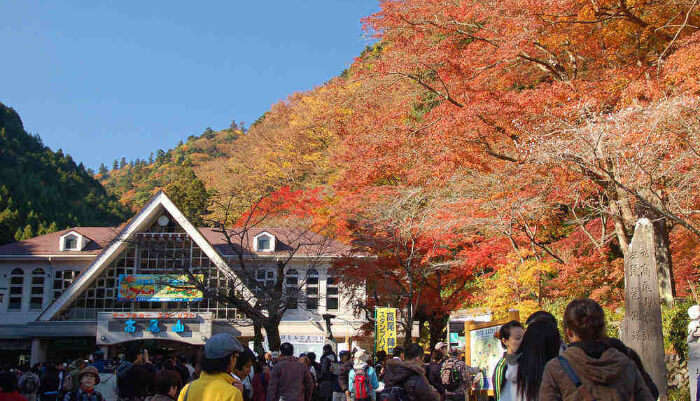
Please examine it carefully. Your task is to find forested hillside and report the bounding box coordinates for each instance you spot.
[97,125,244,225]
[0,103,130,244]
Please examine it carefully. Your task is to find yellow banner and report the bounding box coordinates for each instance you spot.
[375,307,398,354]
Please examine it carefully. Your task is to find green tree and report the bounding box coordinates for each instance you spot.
[164,167,211,226]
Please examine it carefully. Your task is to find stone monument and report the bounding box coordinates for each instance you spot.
[621,218,668,399]
[688,305,700,400]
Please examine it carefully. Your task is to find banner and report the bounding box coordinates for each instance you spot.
[375,307,398,354]
[118,274,203,302]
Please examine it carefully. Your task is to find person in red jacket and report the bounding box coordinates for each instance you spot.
[0,371,29,401]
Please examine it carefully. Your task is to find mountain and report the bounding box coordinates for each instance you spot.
[97,125,244,224]
[0,103,130,244]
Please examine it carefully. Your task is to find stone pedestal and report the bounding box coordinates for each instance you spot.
[689,343,700,401]
[621,218,667,399]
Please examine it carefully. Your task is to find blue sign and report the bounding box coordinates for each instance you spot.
[149,319,161,333]
[124,319,136,333]
[173,320,185,333]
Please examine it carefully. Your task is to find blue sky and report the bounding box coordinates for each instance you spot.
[0,1,379,169]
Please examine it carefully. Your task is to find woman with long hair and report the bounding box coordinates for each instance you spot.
[539,298,654,401]
[512,321,561,400]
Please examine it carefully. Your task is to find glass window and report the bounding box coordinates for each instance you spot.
[306,269,319,310]
[285,269,299,309]
[257,235,271,251]
[64,235,78,250]
[326,273,339,311]
[8,269,24,311]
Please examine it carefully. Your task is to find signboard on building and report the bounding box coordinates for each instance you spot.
[375,307,398,354]
[97,312,212,345]
[117,274,203,302]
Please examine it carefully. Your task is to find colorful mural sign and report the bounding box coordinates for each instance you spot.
[375,307,398,354]
[117,274,203,302]
[468,324,503,391]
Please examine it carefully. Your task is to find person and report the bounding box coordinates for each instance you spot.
[266,343,313,401]
[440,347,480,401]
[306,352,320,387]
[539,298,654,401]
[39,362,62,401]
[62,366,104,401]
[492,320,524,401]
[525,311,557,327]
[426,351,445,401]
[263,353,273,369]
[318,345,339,401]
[117,348,155,401]
[383,343,440,401]
[0,370,28,401]
[500,320,561,401]
[373,351,386,382]
[232,350,254,401]
[348,350,379,401]
[337,351,353,401]
[251,356,270,401]
[17,366,40,401]
[177,333,244,401]
[146,370,182,401]
[68,360,87,392]
[605,338,659,399]
[391,348,403,361]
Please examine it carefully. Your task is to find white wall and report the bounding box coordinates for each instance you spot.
[0,260,90,324]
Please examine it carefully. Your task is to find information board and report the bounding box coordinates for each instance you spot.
[118,274,203,302]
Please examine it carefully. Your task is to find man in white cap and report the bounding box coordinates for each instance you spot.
[177,333,244,401]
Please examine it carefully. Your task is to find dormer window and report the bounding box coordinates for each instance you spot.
[254,232,275,252]
[64,235,77,250]
[60,231,85,251]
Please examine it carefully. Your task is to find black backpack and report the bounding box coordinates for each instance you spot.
[379,386,409,401]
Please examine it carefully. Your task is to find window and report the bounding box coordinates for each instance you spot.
[256,269,275,290]
[8,268,24,311]
[30,268,45,310]
[326,274,339,310]
[64,235,78,250]
[306,269,319,310]
[285,269,299,309]
[257,235,271,251]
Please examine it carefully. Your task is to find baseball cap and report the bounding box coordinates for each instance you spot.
[434,342,447,350]
[204,333,244,359]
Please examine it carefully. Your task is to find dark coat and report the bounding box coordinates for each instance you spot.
[539,342,655,401]
[383,359,440,401]
[426,361,445,395]
[266,356,314,401]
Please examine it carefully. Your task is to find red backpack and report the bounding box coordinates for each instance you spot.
[354,366,370,401]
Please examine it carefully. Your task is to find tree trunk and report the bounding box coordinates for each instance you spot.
[253,320,265,356]
[428,314,449,350]
[264,320,282,352]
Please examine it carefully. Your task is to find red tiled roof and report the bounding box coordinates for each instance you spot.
[0,226,351,257]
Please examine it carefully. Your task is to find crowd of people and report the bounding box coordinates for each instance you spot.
[0,298,662,401]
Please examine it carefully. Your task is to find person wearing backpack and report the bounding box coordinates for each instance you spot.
[348,350,379,401]
[539,298,654,401]
[18,366,40,401]
[382,343,439,401]
[318,345,339,401]
[439,347,480,401]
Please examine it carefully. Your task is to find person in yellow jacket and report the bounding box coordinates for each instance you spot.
[178,333,245,401]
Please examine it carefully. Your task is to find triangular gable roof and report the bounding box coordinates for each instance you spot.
[38,190,233,321]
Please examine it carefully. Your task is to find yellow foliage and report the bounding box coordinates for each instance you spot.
[477,252,557,320]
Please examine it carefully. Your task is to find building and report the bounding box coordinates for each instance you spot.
[0,191,365,365]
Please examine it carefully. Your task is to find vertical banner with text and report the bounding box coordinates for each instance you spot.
[375,307,398,355]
